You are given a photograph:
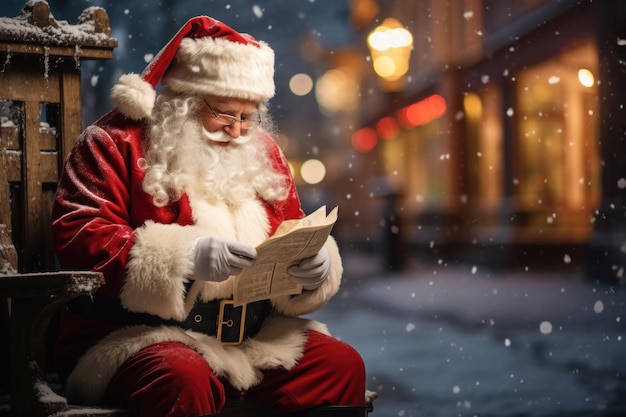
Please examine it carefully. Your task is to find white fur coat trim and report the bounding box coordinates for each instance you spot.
[123,198,342,321]
[65,316,330,405]
[122,220,202,321]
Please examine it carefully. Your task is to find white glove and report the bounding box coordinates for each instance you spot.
[190,236,256,282]
[288,246,331,290]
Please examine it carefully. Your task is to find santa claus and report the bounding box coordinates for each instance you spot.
[51,16,367,417]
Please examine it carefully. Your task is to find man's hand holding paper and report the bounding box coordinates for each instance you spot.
[191,236,257,282]
[287,246,331,290]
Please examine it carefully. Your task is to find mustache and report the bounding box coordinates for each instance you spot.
[202,127,253,144]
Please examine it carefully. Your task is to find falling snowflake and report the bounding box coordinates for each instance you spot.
[539,321,553,334]
[594,300,604,314]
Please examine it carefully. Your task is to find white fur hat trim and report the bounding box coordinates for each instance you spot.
[162,36,275,103]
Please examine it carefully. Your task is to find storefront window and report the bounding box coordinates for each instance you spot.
[464,89,503,212]
[514,41,600,239]
[377,118,448,216]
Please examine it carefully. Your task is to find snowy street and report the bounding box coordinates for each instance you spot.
[309,252,626,417]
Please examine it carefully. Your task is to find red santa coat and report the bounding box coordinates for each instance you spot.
[51,109,343,405]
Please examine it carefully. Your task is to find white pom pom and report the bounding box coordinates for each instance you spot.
[110,73,156,120]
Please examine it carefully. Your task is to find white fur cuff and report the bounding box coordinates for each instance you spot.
[122,221,205,320]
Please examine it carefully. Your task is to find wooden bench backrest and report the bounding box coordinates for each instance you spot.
[0,56,81,273]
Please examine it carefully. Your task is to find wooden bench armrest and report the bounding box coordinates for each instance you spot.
[0,271,104,298]
[0,271,104,416]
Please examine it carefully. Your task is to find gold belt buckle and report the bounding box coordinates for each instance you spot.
[217,299,246,346]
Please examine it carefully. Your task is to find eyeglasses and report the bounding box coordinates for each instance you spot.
[203,99,261,130]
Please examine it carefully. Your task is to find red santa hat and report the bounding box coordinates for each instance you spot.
[111,16,275,120]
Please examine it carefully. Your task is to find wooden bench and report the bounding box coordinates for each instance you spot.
[0,227,122,416]
[0,4,130,414]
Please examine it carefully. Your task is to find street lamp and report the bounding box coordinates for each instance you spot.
[367,17,413,91]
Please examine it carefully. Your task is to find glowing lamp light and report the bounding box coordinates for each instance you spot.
[300,159,326,185]
[352,127,378,153]
[315,67,359,113]
[376,116,399,140]
[463,93,482,120]
[367,18,413,91]
[577,68,594,88]
[398,94,447,129]
[289,73,314,96]
[368,27,413,52]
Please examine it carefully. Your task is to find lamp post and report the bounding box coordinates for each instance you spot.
[366,17,413,91]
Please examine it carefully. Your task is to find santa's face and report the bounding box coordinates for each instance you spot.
[142,93,287,207]
[199,96,260,144]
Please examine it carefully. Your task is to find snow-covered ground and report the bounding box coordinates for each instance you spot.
[309,252,626,417]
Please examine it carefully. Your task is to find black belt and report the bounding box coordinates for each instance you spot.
[68,294,271,346]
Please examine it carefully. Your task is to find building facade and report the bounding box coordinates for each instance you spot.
[339,0,625,279]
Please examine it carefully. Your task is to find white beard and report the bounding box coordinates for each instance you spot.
[142,118,288,207]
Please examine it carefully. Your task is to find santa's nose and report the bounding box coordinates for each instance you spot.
[224,121,242,138]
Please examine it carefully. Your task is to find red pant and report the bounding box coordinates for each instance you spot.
[104,331,366,417]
